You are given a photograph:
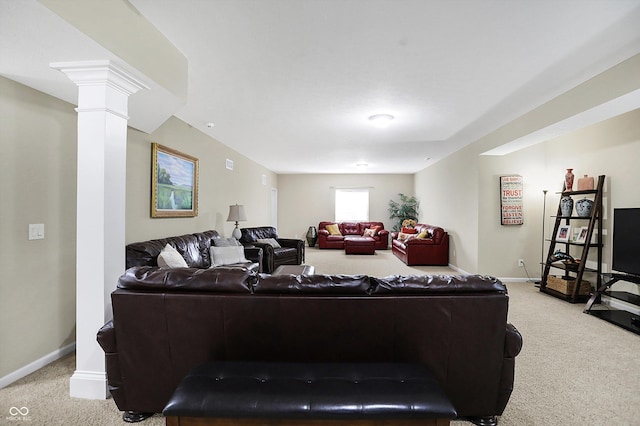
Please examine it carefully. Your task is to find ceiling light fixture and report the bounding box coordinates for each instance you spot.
[368,114,394,128]
[206,122,215,128]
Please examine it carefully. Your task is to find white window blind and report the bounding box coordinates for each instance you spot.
[335,188,369,222]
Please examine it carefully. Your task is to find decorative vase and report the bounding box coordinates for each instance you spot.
[306,226,318,247]
[577,174,594,191]
[564,168,574,191]
[575,198,594,218]
[560,195,574,217]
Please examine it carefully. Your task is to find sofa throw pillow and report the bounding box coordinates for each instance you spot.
[417,230,431,239]
[398,232,418,242]
[363,228,376,237]
[369,225,382,236]
[212,237,240,247]
[210,246,248,267]
[326,224,341,235]
[401,219,417,228]
[401,227,418,234]
[256,238,281,248]
[157,243,189,268]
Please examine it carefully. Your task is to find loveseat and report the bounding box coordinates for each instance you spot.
[392,223,450,266]
[97,270,522,425]
[317,221,389,250]
[125,230,263,271]
[239,226,305,273]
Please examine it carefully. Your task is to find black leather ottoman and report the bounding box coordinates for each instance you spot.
[163,361,457,426]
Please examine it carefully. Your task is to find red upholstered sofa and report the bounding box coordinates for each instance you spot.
[391,223,449,266]
[318,221,389,250]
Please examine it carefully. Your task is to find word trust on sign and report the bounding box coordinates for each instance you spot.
[500,175,523,225]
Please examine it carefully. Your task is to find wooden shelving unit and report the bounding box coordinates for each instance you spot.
[540,175,605,303]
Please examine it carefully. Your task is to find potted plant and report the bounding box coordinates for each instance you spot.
[388,193,419,231]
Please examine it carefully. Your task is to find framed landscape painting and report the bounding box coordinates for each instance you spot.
[151,143,199,218]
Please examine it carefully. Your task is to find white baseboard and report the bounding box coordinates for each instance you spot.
[498,277,538,283]
[448,263,536,284]
[0,342,76,389]
[448,264,470,275]
[70,370,109,400]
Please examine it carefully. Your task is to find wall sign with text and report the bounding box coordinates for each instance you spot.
[500,175,523,225]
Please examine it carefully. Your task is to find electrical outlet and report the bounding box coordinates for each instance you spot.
[518,259,525,267]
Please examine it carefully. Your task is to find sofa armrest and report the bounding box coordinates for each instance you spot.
[243,246,263,270]
[97,320,116,353]
[246,242,273,273]
[496,323,523,415]
[277,238,306,263]
[97,321,127,410]
[504,323,523,358]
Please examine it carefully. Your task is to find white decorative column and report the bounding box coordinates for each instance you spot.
[50,60,148,399]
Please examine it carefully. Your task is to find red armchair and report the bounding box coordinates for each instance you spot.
[317,221,389,250]
[391,223,449,266]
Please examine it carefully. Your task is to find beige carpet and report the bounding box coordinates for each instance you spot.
[1,247,639,425]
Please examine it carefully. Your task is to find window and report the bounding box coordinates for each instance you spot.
[335,188,369,222]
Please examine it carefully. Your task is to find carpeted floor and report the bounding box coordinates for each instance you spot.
[1,247,639,425]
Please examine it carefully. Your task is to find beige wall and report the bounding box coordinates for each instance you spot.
[0,77,277,381]
[415,149,479,273]
[416,108,640,282]
[0,77,77,378]
[481,109,640,285]
[125,117,277,243]
[277,174,414,240]
[415,54,640,278]
[2,55,639,383]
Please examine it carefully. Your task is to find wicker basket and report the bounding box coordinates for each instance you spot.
[546,275,591,296]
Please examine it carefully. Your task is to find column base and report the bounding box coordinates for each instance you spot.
[69,370,109,399]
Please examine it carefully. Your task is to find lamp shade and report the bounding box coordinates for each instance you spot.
[227,204,247,222]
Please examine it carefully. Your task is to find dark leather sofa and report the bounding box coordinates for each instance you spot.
[392,223,450,266]
[317,221,389,249]
[239,226,305,273]
[125,229,263,271]
[97,270,522,425]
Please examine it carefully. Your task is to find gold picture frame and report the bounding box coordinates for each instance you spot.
[151,143,199,218]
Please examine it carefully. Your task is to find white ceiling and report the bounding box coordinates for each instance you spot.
[2,1,640,174]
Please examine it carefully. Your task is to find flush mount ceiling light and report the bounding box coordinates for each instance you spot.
[368,114,394,128]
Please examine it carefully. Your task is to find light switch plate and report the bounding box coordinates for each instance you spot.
[29,223,45,240]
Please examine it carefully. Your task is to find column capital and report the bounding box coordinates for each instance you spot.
[51,60,149,96]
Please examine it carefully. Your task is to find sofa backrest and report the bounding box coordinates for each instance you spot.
[414,224,447,244]
[240,226,278,244]
[339,222,361,235]
[109,273,510,415]
[125,230,220,269]
[318,221,386,236]
[119,268,505,296]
